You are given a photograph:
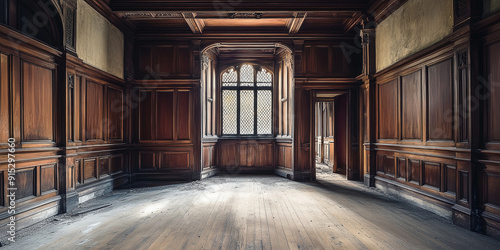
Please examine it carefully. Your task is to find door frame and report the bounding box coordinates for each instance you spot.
[310,90,351,180]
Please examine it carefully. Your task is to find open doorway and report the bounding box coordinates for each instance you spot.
[312,92,350,179]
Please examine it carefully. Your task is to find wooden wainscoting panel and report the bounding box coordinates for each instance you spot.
[427,59,453,141]
[0,53,9,143]
[155,46,174,74]
[110,155,123,174]
[160,152,190,169]
[278,145,285,167]
[139,152,156,170]
[139,90,153,141]
[459,170,469,201]
[401,70,422,140]
[315,46,330,75]
[16,167,36,200]
[177,90,191,141]
[258,143,274,167]
[409,159,421,185]
[423,161,441,190]
[40,164,56,194]
[202,144,217,169]
[285,146,292,169]
[397,157,407,180]
[239,144,249,167]
[107,87,123,141]
[445,164,456,194]
[76,160,81,184]
[485,165,500,210]
[486,42,500,144]
[156,90,174,140]
[378,80,398,140]
[176,45,191,75]
[138,46,153,75]
[376,154,385,174]
[99,156,110,177]
[22,61,54,141]
[278,144,292,169]
[84,158,97,181]
[385,156,395,177]
[67,165,74,190]
[86,81,104,141]
[219,141,239,168]
[203,146,211,169]
[137,45,192,77]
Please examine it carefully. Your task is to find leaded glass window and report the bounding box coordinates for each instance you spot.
[222,64,273,136]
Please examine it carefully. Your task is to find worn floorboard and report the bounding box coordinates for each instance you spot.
[5,173,500,250]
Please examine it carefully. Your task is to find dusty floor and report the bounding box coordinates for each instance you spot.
[3,172,500,249]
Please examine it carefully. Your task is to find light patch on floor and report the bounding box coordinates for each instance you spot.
[3,174,500,249]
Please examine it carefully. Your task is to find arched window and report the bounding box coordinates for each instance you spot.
[222,64,272,136]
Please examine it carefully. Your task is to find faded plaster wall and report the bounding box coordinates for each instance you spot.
[375,0,453,72]
[76,0,124,79]
[485,0,500,16]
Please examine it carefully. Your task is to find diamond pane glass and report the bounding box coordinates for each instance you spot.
[240,64,254,86]
[240,90,255,134]
[222,90,237,134]
[257,90,272,134]
[257,69,272,86]
[222,68,237,87]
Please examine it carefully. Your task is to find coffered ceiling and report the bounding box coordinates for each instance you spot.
[98,0,375,35]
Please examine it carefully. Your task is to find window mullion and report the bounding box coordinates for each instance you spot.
[254,87,257,136]
[236,66,240,135]
[236,89,241,136]
[254,68,257,136]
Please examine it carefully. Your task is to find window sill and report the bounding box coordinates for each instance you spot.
[218,136,275,140]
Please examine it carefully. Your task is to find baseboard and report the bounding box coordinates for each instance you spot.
[274,168,293,179]
[201,168,219,179]
[483,211,500,240]
[219,167,275,175]
[132,172,194,181]
[374,176,453,219]
[452,204,472,230]
[364,174,375,187]
[0,195,61,241]
[76,174,129,204]
[292,171,313,181]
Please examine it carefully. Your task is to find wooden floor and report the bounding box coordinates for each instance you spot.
[6,173,500,249]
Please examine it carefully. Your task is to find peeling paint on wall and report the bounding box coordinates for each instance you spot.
[375,0,453,72]
[76,0,124,79]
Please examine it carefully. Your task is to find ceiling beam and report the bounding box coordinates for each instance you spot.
[109,1,368,12]
[182,13,205,33]
[287,12,307,33]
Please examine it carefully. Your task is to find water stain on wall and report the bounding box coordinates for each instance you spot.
[375,0,453,72]
[76,0,124,79]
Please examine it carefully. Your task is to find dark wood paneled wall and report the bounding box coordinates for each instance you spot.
[136,44,193,79]
[66,55,129,195]
[218,140,274,173]
[0,26,63,231]
[293,37,362,181]
[298,42,361,78]
[132,39,201,180]
[132,79,200,180]
[360,7,500,239]
[373,49,465,211]
[0,21,129,233]
[479,20,500,239]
